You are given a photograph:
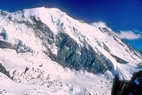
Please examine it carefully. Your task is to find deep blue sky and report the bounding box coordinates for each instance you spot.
[0,0,142,51]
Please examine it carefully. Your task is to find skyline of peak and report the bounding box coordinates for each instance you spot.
[0,0,141,51]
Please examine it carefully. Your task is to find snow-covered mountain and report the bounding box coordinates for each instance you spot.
[0,7,141,95]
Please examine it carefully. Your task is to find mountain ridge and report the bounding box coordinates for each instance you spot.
[0,7,141,95]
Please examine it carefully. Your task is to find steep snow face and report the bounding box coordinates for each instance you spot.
[0,7,141,95]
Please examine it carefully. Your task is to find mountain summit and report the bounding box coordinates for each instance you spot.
[0,7,141,95]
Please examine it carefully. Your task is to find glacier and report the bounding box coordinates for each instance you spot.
[0,7,142,95]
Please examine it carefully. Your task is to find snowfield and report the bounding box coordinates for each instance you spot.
[0,7,141,95]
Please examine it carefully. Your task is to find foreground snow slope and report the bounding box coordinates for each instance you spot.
[0,7,141,95]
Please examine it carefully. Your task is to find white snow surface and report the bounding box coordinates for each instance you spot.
[0,7,141,95]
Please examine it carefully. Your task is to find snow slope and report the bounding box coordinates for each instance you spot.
[0,7,141,95]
